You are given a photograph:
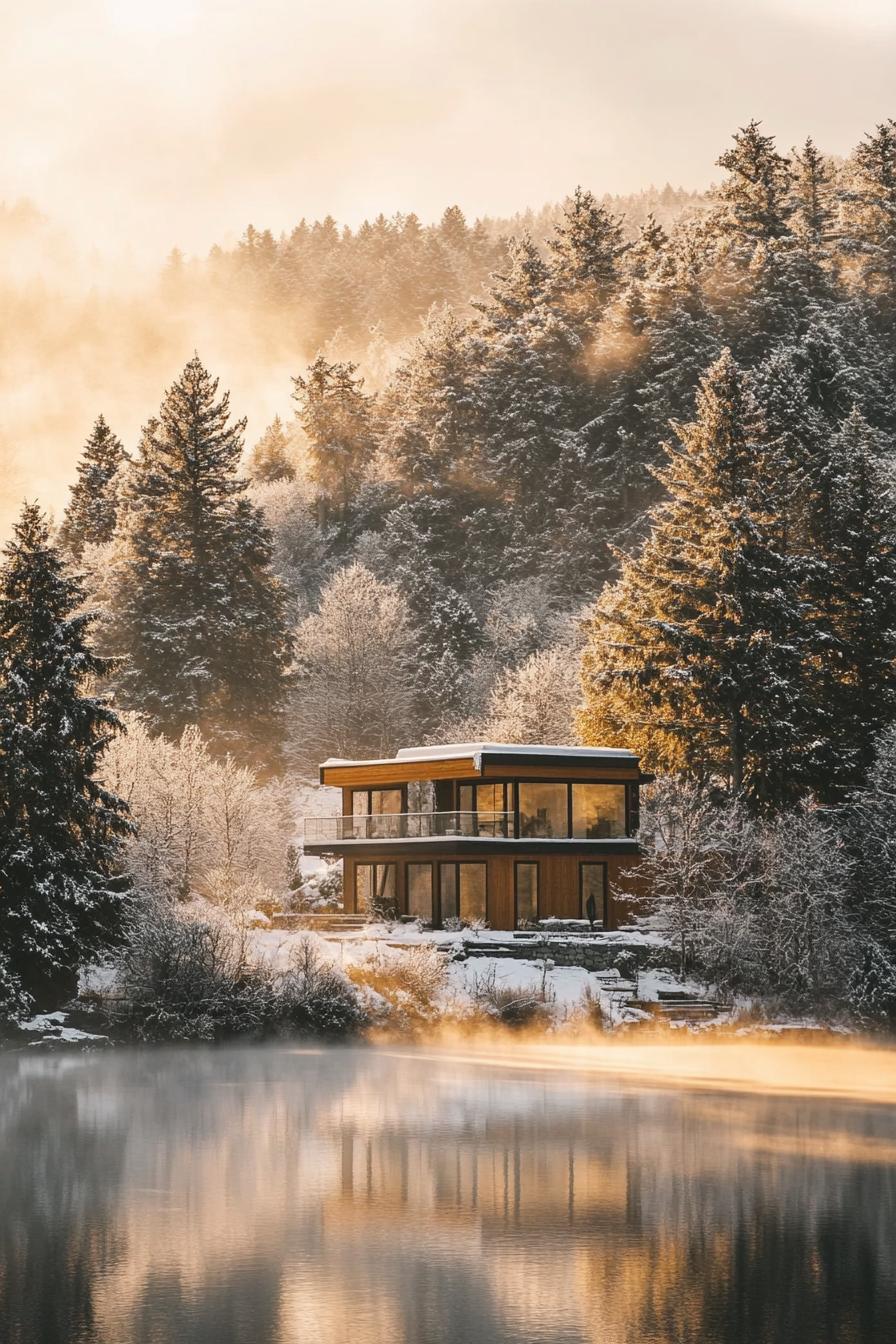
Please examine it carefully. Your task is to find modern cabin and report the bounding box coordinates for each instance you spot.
[302,743,650,930]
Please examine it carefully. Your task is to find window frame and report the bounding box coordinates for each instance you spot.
[571,782,628,840]
[355,862,398,916]
[514,860,539,927]
[578,861,608,926]
[438,860,488,926]
[516,780,571,840]
[406,860,435,924]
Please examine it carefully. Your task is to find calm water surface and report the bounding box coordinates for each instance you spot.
[2,1044,895,1344]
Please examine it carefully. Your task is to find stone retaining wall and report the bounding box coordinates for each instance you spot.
[462,939,656,970]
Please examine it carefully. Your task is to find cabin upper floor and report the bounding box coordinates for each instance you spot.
[303,742,650,852]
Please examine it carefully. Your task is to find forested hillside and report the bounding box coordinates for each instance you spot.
[50,121,896,787]
[5,119,896,1020]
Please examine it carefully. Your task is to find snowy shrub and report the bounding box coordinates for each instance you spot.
[275,935,368,1036]
[628,778,894,1017]
[115,900,271,1041]
[289,858,344,913]
[115,902,366,1042]
[348,944,448,1029]
[471,963,554,1028]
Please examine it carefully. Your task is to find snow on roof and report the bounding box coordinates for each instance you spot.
[322,742,638,768]
[395,742,637,760]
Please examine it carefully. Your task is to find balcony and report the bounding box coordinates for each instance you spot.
[304,811,514,846]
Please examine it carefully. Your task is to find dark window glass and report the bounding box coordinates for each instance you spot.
[515,863,538,925]
[580,864,606,925]
[458,863,487,923]
[407,864,433,922]
[518,782,568,838]
[439,864,459,923]
[572,784,626,839]
[356,864,397,915]
[476,783,507,836]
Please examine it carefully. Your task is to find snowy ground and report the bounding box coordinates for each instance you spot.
[249,922,709,1028]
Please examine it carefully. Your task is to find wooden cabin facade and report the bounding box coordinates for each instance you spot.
[302,743,650,930]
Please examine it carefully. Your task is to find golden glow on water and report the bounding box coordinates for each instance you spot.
[373,1035,896,1104]
[2,1043,895,1343]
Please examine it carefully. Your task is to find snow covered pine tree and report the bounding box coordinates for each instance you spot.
[0,504,131,1011]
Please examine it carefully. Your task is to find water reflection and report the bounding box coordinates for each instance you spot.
[1,1046,894,1343]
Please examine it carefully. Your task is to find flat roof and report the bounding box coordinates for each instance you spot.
[321,742,638,769]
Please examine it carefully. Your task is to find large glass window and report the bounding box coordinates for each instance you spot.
[407,863,434,922]
[439,865,458,923]
[355,863,397,916]
[350,789,403,838]
[457,783,509,836]
[572,784,627,839]
[476,783,507,836]
[580,863,606,925]
[458,863,487,923]
[518,782,568,838]
[515,863,538,926]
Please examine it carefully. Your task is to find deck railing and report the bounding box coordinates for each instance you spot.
[303,811,515,845]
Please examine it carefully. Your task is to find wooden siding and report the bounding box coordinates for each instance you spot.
[321,758,480,787]
[341,849,641,929]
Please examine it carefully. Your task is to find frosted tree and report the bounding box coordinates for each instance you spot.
[292,354,374,526]
[380,305,483,490]
[246,416,296,483]
[619,778,759,980]
[842,119,896,297]
[290,563,416,771]
[103,717,291,905]
[58,415,128,558]
[477,646,581,746]
[714,120,792,245]
[106,357,291,757]
[546,187,630,328]
[0,504,130,1008]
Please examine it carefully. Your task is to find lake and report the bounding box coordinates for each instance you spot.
[1,1043,895,1343]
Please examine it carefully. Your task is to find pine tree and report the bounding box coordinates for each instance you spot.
[789,138,835,251]
[380,305,484,491]
[0,504,131,1009]
[579,351,818,809]
[108,356,290,756]
[292,354,374,526]
[842,119,896,301]
[714,121,792,245]
[820,410,896,783]
[58,415,128,558]
[246,416,295,483]
[546,188,630,328]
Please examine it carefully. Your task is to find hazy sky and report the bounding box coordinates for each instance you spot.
[3,0,896,261]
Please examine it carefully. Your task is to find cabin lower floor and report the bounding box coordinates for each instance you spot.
[341,849,641,930]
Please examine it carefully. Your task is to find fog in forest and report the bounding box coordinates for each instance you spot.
[2,0,896,534]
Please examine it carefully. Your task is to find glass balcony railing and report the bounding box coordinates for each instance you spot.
[303,811,515,845]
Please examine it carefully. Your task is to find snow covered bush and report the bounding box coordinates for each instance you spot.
[115,903,365,1042]
[347,944,448,1030]
[103,717,293,905]
[470,962,555,1028]
[628,778,895,1018]
[289,857,343,912]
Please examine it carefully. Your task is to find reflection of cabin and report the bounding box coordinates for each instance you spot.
[302,743,649,930]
